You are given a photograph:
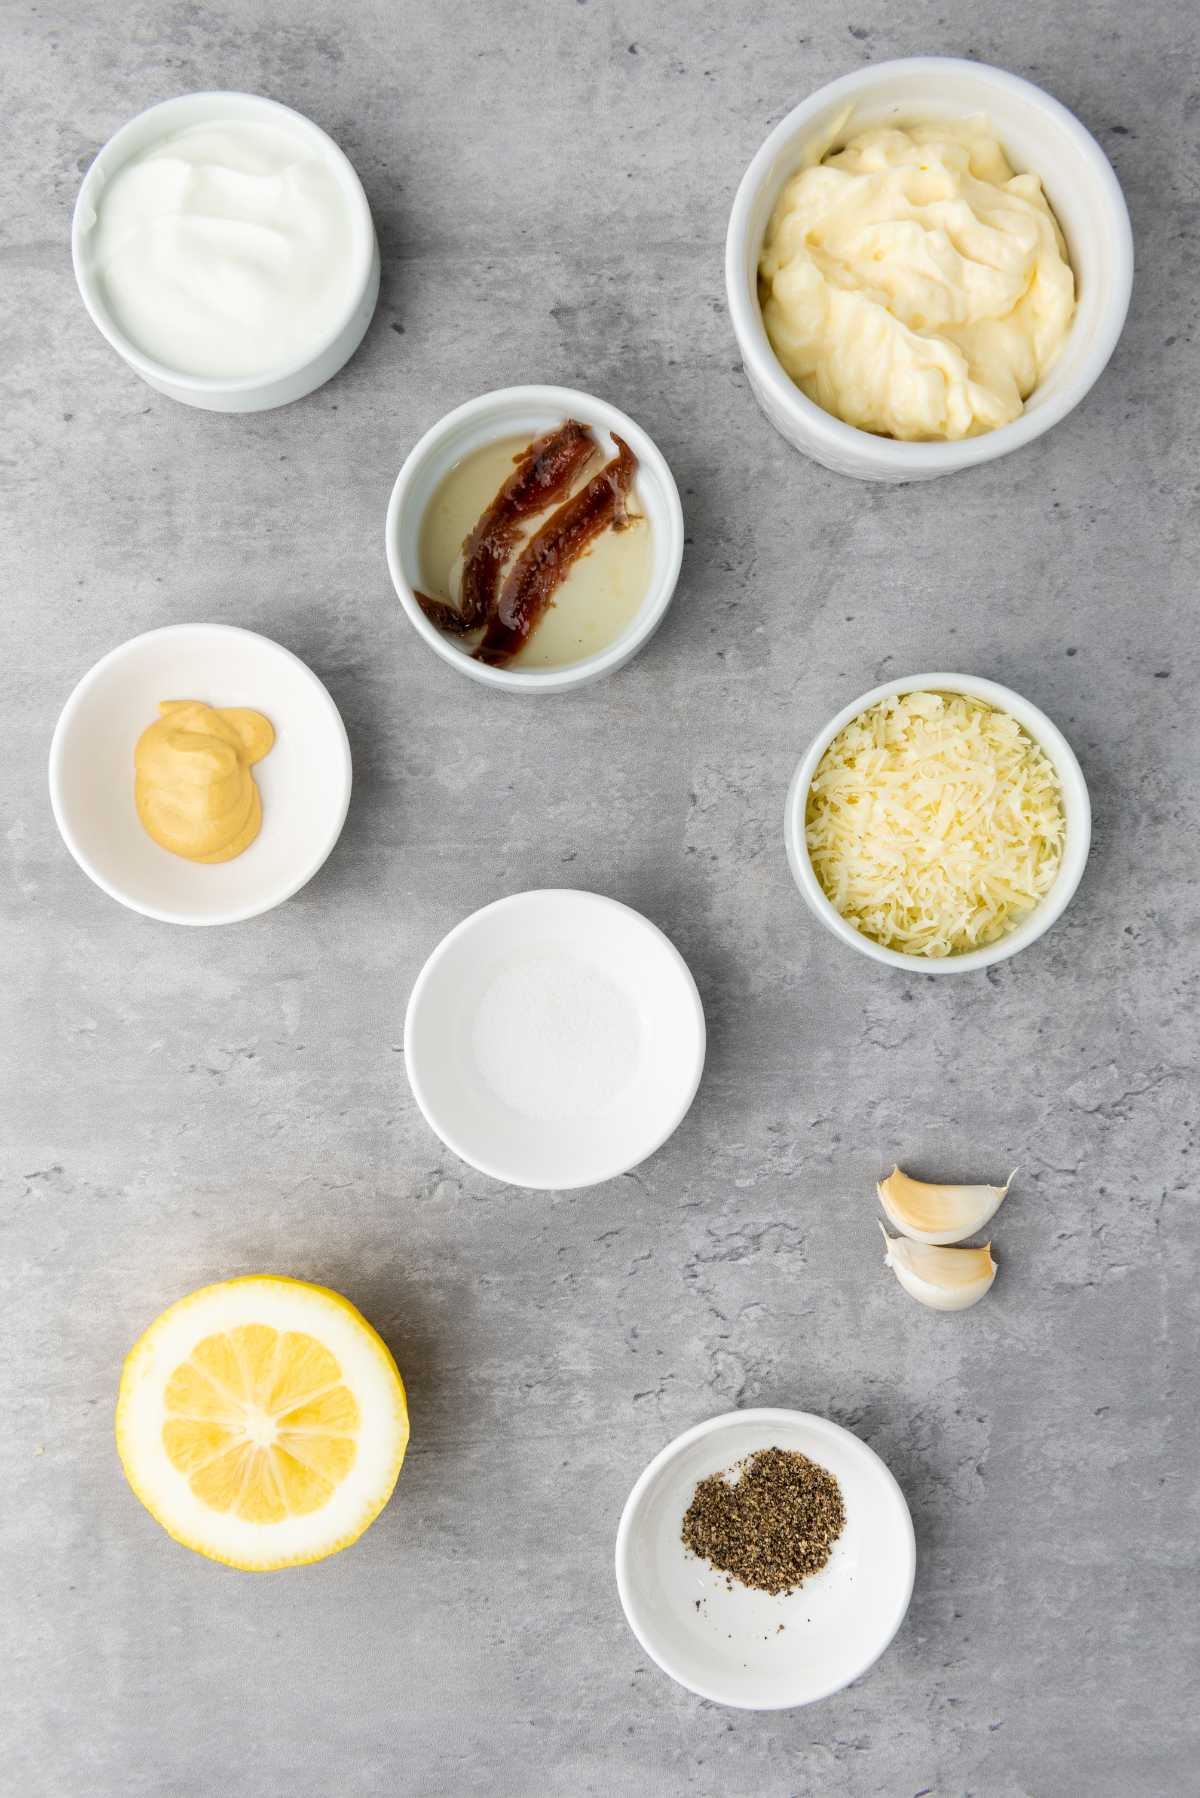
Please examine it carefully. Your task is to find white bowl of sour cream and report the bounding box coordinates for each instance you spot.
[72,92,379,412]
[726,58,1133,480]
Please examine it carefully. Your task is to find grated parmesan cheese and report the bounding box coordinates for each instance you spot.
[805,690,1065,957]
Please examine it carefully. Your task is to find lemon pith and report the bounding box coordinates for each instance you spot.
[116,1277,409,1571]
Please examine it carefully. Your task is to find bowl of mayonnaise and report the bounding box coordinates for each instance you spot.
[72,91,380,412]
[726,57,1133,481]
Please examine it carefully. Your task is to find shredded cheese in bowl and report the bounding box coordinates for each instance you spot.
[804,690,1064,957]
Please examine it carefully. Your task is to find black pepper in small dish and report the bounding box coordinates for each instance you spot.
[681,1446,845,1596]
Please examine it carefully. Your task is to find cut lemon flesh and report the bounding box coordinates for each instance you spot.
[116,1277,409,1570]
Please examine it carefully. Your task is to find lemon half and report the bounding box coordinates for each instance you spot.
[116,1277,409,1571]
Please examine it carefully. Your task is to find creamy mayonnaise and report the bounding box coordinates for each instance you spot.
[88,120,362,379]
[759,116,1076,441]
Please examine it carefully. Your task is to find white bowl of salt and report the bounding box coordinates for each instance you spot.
[403,889,706,1190]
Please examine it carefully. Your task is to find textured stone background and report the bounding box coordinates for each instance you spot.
[2,1,1197,1793]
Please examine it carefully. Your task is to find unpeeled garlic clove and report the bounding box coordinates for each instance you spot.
[879,1223,997,1311]
[877,1165,1013,1246]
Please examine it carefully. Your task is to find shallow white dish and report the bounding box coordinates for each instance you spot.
[385,385,684,693]
[785,671,1091,973]
[404,890,705,1188]
[726,57,1133,481]
[615,1408,915,1709]
[72,91,379,412]
[49,623,352,925]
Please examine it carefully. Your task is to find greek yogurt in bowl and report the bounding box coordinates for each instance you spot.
[73,92,379,412]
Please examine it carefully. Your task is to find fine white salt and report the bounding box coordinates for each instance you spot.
[470,950,643,1123]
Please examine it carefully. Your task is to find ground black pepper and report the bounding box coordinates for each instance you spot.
[681,1446,845,1596]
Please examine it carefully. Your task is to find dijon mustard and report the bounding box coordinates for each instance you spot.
[134,700,274,863]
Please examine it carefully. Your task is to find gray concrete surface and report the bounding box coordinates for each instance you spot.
[2,1,1198,1793]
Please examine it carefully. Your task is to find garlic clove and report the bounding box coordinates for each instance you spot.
[879,1223,997,1311]
[877,1165,1014,1246]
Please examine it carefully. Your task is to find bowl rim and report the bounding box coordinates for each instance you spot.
[614,1405,917,1710]
[725,55,1135,474]
[785,671,1091,972]
[47,621,353,927]
[403,887,706,1187]
[384,383,685,693]
[71,89,377,395]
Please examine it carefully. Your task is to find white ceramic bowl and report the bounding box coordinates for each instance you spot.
[615,1408,915,1709]
[49,624,352,925]
[404,889,705,1188]
[726,57,1133,481]
[386,385,685,693]
[785,672,1091,973]
[72,91,380,412]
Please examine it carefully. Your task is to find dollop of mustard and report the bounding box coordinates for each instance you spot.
[134,700,274,863]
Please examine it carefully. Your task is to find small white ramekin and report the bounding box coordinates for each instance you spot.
[615,1408,915,1709]
[727,57,1134,481]
[49,623,352,926]
[385,385,684,694]
[404,889,706,1189]
[785,673,1091,973]
[72,91,380,413]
